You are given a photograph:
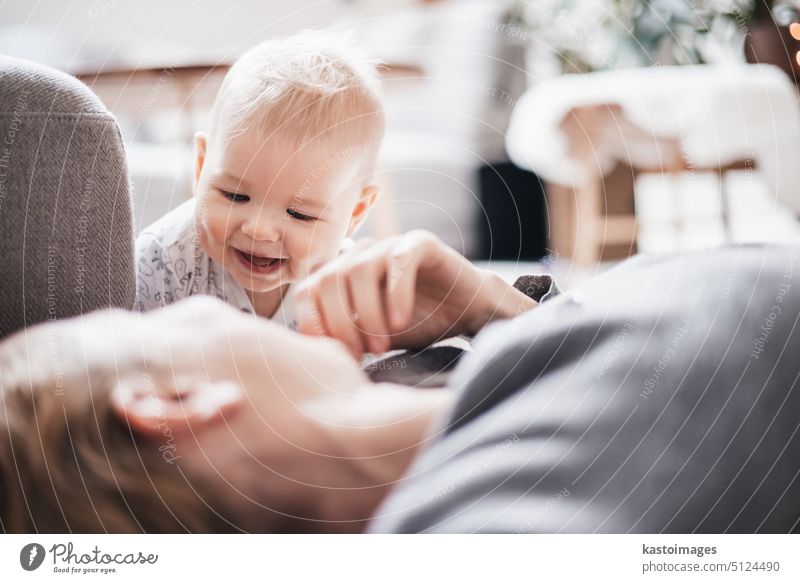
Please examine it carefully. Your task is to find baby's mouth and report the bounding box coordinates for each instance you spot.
[233,248,286,275]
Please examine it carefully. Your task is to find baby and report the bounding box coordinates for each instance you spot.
[135,30,384,329]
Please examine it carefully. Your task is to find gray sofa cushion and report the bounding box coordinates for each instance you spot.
[0,56,135,338]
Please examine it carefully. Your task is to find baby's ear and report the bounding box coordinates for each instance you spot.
[193,132,208,191]
[346,185,380,237]
[110,374,243,438]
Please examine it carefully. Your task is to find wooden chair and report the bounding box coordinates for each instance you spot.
[547,104,755,266]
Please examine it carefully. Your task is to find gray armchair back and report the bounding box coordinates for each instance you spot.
[0,57,135,338]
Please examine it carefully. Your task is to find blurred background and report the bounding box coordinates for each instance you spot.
[4,0,800,283]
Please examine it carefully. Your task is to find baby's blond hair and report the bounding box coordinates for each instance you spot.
[208,29,385,152]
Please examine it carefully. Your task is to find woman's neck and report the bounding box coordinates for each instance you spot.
[190,383,453,532]
[297,383,454,531]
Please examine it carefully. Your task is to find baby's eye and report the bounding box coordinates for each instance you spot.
[221,190,250,203]
[287,209,317,222]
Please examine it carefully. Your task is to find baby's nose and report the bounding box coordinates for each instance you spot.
[242,212,281,241]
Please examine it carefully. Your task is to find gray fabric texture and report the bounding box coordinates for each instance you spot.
[0,57,135,339]
[370,245,800,533]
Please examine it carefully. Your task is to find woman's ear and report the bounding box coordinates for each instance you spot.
[110,374,243,438]
[346,185,380,237]
[193,132,208,193]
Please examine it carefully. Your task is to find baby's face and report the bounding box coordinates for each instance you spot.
[193,128,377,294]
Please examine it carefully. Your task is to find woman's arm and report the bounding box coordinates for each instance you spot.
[292,231,538,357]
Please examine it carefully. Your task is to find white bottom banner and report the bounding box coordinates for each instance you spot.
[0,534,797,582]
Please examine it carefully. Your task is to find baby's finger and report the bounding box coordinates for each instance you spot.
[384,236,422,333]
[346,259,390,354]
[316,271,365,358]
[293,283,329,339]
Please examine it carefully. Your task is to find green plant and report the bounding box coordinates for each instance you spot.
[512,0,796,73]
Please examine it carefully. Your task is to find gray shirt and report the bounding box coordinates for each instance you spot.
[370,244,800,533]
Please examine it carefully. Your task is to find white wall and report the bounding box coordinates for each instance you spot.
[0,0,410,71]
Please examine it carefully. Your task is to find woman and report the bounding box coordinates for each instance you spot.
[0,232,538,532]
[4,233,800,533]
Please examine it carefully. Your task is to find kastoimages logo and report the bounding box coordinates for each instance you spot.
[20,543,46,571]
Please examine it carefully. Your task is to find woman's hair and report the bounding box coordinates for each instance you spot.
[0,319,235,533]
[207,28,385,151]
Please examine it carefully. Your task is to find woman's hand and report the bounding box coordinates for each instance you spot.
[292,231,538,358]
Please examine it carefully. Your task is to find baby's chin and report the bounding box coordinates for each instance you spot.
[238,277,293,294]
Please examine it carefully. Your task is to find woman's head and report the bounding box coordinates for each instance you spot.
[0,306,235,532]
[0,298,443,532]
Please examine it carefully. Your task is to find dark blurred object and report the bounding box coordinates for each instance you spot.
[745,1,800,86]
[476,162,547,261]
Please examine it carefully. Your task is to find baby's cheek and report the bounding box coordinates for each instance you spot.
[310,229,343,260]
[288,228,336,273]
[203,203,237,242]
